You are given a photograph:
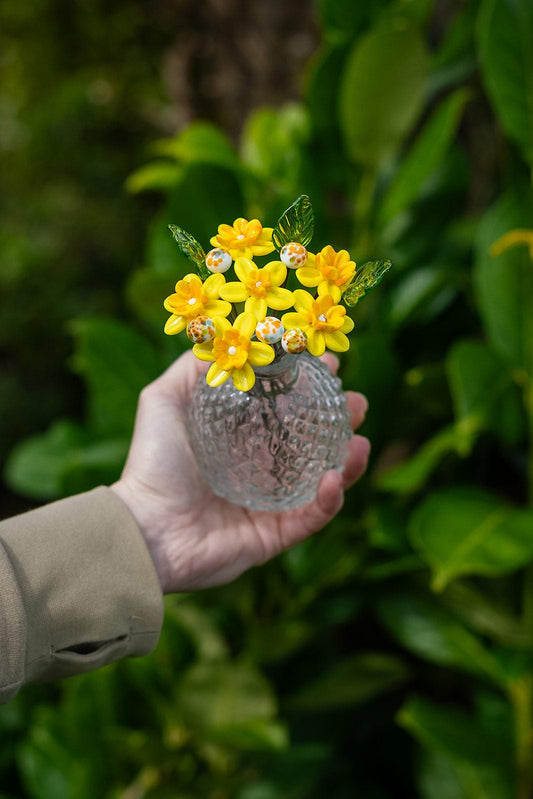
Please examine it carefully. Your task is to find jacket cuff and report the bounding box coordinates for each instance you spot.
[0,487,164,698]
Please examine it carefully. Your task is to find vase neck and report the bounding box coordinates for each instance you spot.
[252,353,301,396]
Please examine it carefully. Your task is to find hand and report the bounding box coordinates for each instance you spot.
[111,351,370,593]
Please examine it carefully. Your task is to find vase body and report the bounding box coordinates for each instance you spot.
[187,352,352,511]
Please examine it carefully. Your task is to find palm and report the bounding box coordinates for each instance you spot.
[113,351,370,593]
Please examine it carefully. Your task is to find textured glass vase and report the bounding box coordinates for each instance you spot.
[187,352,352,511]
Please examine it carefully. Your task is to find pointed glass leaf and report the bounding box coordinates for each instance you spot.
[168,224,209,278]
[343,259,392,307]
[272,195,314,249]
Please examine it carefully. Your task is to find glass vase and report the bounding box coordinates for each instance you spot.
[187,352,352,511]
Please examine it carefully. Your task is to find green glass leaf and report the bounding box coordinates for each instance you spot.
[272,195,314,250]
[168,224,209,278]
[343,259,392,306]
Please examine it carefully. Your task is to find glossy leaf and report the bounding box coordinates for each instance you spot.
[409,487,533,591]
[376,590,508,687]
[167,224,209,278]
[176,662,277,732]
[288,652,409,710]
[399,695,514,799]
[343,259,392,306]
[377,424,471,495]
[339,18,428,167]
[4,420,86,500]
[153,121,240,172]
[272,195,314,249]
[446,339,524,445]
[69,317,162,435]
[380,88,470,223]
[473,192,533,371]
[477,0,533,165]
[125,161,183,194]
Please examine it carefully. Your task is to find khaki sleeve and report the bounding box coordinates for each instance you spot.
[0,487,164,704]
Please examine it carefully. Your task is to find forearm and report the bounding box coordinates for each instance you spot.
[0,487,164,704]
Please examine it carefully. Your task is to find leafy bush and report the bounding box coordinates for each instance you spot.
[2,0,533,796]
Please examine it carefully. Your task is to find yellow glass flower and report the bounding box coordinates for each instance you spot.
[220,257,295,321]
[210,217,275,259]
[163,273,231,335]
[193,313,275,391]
[282,289,354,357]
[296,245,356,303]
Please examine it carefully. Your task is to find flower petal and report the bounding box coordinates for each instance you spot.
[234,312,256,339]
[214,316,232,336]
[265,260,286,286]
[293,289,314,312]
[295,267,321,287]
[234,257,255,283]
[207,363,231,387]
[281,312,308,329]
[192,343,215,361]
[204,299,233,318]
[245,296,268,321]
[252,242,276,256]
[306,328,326,357]
[220,282,249,302]
[317,281,341,303]
[266,286,294,310]
[248,342,275,366]
[204,273,226,297]
[341,315,355,334]
[324,331,350,352]
[164,315,186,335]
[232,362,255,391]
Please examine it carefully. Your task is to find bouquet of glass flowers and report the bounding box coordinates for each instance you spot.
[163,195,391,392]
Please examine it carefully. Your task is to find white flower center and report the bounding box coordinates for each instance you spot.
[255,281,262,288]
[228,346,238,356]
[318,314,327,322]
[237,234,245,240]
[188,298,196,305]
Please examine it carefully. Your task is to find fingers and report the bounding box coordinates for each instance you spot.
[346,391,368,429]
[342,434,371,489]
[153,350,208,400]
[320,352,340,374]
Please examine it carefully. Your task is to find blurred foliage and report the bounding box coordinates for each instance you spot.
[2,0,533,796]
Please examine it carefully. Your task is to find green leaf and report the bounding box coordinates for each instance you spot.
[4,420,86,500]
[339,17,428,167]
[446,339,524,445]
[288,652,409,711]
[342,259,392,306]
[153,122,240,172]
[377,424,471,495]
[125,161,183,194]
[167,224,209,278]
[376,590,508,687]
[473,192,533,372]
[241,104,309,182]
[176,662,277,732]
[399,695,514,799]
[208,719,288,752]
[380,88,471,223]
[409,487,533,591]
[69,317,162,435]
[272,195,314,249]
[477,0,533,165]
